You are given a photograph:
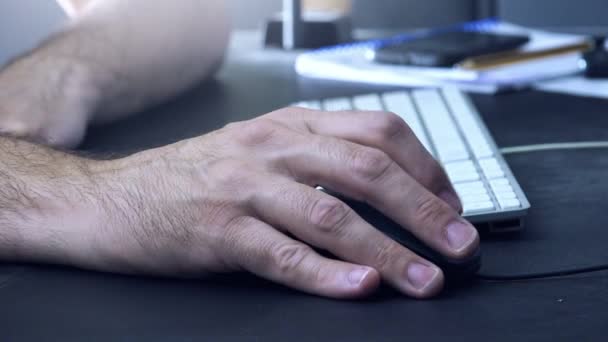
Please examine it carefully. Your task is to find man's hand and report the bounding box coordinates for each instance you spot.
[0,47,98,147]
[74,108,478,299]
[0,0,229,148]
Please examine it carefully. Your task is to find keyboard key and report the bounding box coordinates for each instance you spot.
[323,98,352,111]
[455,181,486,192]
[412,89,469,163]
[484,169,505,179]
[455,180,484,188]
[444,160,476,172]
[497,198,521,209]
[495,191,517,200]
[442,87,494,159]
[445,161,478,180]
[439,147,470,162]
[490,178,510,187]
[491,183,513,191]
[293,101,322,110]
[382,91,433,154]
[447,170,480,183]
[491,182,514,192]
[457,188,488,197]
[479,158,505,179]
[473,144,494,159]
[352,94,384,111]
[463,201,495,214]
[461,193,492,203]
[479,158,500,169]
[489,179,519,205]
[491,184,513,192]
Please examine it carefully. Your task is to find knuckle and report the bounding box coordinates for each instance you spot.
[208,159,258,201]
[413,194,448,225]
[309,263,333,288]
[350,148,394,183]
[272,242,313,276]
[432,163,450,181]
[221,217,265,269]
[372,111,411,142]
[372,240,403,270]
[265,106,302,119]
[221,216,254,248]
[211,159,251,183]
[233,119,284,146]
[418,163,450,189]
[309,198,352,236]
[223,215,254,233]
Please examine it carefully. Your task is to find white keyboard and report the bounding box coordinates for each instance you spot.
[294,87,530,232]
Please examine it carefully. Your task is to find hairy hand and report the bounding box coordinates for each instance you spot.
[0,48,99,148]
[89,108,479,299]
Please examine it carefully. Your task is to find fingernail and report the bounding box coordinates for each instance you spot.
[407,262,440,290]
[348,268,371,286]
[439,190,462,213]
[446,221,478,252]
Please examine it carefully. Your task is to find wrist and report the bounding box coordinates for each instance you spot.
[73,154,167,273]
[82,149,211,275]
[2,155,100,264]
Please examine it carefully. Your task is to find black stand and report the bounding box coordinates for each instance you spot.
[584,36,608,78]
[264,0,352,50]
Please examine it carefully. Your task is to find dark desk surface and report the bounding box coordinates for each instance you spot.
[3,32,608,341]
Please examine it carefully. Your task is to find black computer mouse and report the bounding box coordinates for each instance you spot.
[343,198,482,282]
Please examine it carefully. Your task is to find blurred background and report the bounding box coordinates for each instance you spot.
[230,0,607,32]
[0,0,607,66]
[1,1,607,41]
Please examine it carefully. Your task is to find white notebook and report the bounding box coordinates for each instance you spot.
[295,20,588,94]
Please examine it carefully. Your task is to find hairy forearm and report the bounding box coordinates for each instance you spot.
[0,136,203,273]
[1,0,229,129]
[0,136,99,264]
[0,135,173,272]
[61,0,230,122]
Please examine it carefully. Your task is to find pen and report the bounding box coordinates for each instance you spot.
[457,41,594,70]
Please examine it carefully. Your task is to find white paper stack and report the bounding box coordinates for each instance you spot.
[295,20,588,94]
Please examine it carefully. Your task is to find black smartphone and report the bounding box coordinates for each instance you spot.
[371,31,530,67]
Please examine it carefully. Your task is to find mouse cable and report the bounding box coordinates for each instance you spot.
[476,264,608,282]
[500,141,608,155]
[474,141,608,281]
